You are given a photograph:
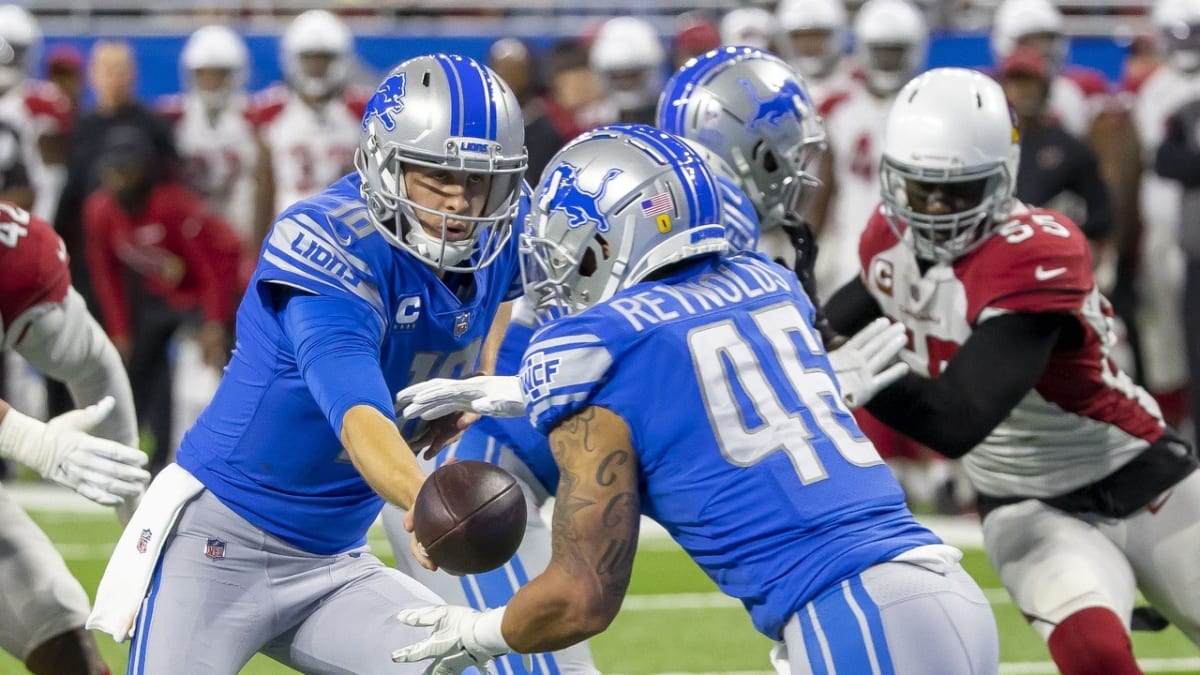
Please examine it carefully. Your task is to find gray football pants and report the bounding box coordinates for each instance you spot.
[127,490,441,674]
[774,546,999,675]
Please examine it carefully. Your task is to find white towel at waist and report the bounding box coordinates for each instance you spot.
[86,462,204,642]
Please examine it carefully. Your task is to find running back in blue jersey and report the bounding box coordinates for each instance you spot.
[520,252,939,638]
[469,178,764,494]
[177,174,527,555]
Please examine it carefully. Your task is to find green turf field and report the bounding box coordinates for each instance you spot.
[2,506,1196,674]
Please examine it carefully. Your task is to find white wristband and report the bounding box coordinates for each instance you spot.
[0,407,52,476]
[472,606,511,655]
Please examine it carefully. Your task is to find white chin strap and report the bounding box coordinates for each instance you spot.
[405,225,476,268]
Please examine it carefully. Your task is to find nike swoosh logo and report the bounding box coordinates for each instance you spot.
[1035,265,1068,281]
[1148,489,1174,515]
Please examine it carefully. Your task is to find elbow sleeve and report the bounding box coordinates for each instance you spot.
[14,288,138,446]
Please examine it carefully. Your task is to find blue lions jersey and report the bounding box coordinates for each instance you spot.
[519,252,939,638]
[465,183,765,493]
[177,174,525,555]
[716,175,759,253]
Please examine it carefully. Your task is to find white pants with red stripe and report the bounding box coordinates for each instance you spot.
[983,469,1200,643]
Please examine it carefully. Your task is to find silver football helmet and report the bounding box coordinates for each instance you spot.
[657,47,826,231]
[356,54,528,271]
[522,123,727,319]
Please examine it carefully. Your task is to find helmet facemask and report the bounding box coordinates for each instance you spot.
[190,67,240,114]
[1165,21,1200,73]
[730,118,826,231]
[881,156,1013,263]
[0,39,29,91]
[519,209,726,322]
[786,28,842,80]
[357,120,526,272]
[864,42,920,95]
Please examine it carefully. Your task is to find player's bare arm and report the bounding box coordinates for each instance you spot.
[502,405,640,651]
[478,300,513,376]
[252,134,275,247]
[339,404,425,510]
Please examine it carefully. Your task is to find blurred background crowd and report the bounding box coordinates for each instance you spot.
[0,0,1195,513]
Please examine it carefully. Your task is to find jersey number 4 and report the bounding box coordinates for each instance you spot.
[688,303,883,485]
[0,202,30,248]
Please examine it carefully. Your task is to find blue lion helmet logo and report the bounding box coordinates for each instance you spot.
[363,72,407,132]
[741,78,810,130]
[541,163,622,233]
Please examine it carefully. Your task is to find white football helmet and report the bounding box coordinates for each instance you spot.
[181,25,248,111]
[719,7,774,50]
[1156,0,1200,73]
[991,0,1068,73]
[880,68,1020,263]
[0,5,40,91]
[854,0,929,95]
[282,9,354,99]
[589,16,666,115]
[777,0,848,81]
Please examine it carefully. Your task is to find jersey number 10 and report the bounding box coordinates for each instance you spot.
[688,302,883,486]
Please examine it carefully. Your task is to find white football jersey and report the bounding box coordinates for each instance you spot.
[1047,75,1090,138]
[251,85,365,217]
[0,79,71,220]
[162,93,258,238]
[806,63,856,111]
[817,84,894,299]
[1133,66,1200,241]
[858,203,1164,498]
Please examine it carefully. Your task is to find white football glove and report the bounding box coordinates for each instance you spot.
[395,376,526,421]
[827,318,911,409]
[392,605,509,675]
[0,397,150,506]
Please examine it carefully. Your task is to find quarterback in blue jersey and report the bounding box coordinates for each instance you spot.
[92,54,530,674]
[392,125,1000,674]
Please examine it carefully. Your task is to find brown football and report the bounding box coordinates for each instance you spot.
[412,460,528,575]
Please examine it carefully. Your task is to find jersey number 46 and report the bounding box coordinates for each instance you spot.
[688,303,883,485]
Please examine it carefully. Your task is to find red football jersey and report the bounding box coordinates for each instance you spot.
[83,183,237,339]
[0,202,69,349]
[859,202,1164,498]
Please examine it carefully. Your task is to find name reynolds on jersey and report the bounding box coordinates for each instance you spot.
[609,256,793,331]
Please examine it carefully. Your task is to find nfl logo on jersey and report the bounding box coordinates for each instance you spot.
[137,528,152,554]
[453,312,470,338]
[205,538,226,561]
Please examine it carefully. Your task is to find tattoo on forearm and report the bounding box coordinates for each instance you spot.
[550,463,594,574]
[550,409,639,594]
[601,491,636,528]
[559,406,600,453]
[596,450,630,486]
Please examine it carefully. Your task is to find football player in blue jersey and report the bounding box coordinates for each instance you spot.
[88,54,530,674]
[385,50,910,675]
[658,47,832,337]
[390,124,1000,674]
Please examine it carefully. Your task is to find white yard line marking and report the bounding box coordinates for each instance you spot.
[612,663,1200,675]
